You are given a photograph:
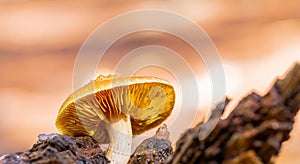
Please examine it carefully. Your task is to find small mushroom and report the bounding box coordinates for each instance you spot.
[55,75,175,163]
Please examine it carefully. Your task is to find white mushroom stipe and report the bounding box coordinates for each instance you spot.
[106,116,132,163]
[55,75,175,163]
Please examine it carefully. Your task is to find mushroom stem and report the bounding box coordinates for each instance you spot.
[106,115,132,163]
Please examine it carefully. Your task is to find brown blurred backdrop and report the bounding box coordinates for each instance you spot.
[0,0,299,163]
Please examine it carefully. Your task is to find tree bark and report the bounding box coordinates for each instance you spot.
[166,63,300,164]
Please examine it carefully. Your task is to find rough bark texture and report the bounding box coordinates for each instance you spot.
[166,63,300,164]
[0,134,109,164]
[0,63,299,164]
[128,124,173,164]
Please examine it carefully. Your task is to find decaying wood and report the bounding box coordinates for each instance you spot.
[128,124,173,164]
[0,134,109,164]
[166,63,300,163]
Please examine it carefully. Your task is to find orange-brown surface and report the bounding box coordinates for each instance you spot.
[0,1,299,163]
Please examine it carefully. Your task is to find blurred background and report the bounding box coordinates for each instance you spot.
[0,0,299,163]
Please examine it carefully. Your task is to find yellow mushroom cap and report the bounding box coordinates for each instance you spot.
[55,75,175,143]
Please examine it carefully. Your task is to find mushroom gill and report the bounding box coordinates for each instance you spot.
[55,75,175,163]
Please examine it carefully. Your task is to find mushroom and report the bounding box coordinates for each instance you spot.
[55,75,175,163]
